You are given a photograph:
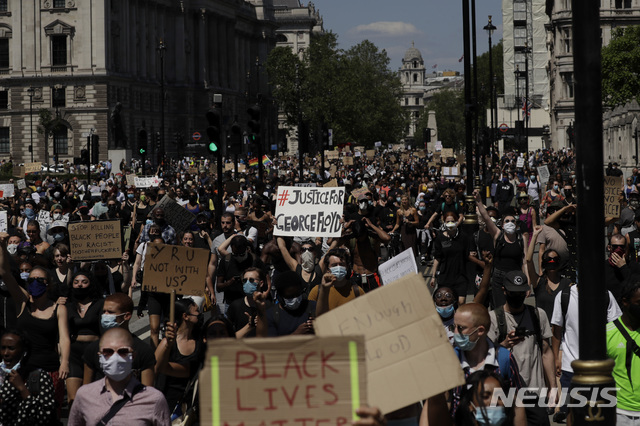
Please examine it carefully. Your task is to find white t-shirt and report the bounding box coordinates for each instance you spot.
[551,286,622,372]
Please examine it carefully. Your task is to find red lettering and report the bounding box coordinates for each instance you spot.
[264,388,278,410]
[282,385,299,407]
[323,384,339,406]
[235,351,259,379]
[293,419,313,426]
[284,352,303,379]
[302,351,318,378]
[305,385,318,409]
[236,388,256,411]
[272,421,288,426]
[224,423,245,426]
[261,354,282,379]
[336,417,348,426]
[315,420,330,426]
[321,351,339,378]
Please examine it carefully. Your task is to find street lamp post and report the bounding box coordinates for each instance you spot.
[524,43,531,154]
[157,40,166,167]
[462,0,477,231]
[515,65,521,150]
[484,16,496,166]
[26,87,34,162]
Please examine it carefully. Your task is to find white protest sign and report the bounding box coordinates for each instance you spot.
[516,157,525,168]
[16,179,26,190]
[537,165,550,185]
[0,211,7,232]
[274,186,345,238]
[354,151,361,157]
[435,141,443,151]
[295,182,317,188]
[366,165,376,176]
[0,184,14,199]
[379,248,418,285]
[374,141,382,147]
[134,176,160,188]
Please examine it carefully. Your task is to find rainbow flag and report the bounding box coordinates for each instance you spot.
[262,155,272,167]
[248,158,259,167]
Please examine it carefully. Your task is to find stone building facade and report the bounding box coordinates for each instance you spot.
[0,0,276,165]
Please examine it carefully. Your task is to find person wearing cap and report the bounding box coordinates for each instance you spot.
[488,270,554,425]
[617,191,640,236]
[46,220,69,246]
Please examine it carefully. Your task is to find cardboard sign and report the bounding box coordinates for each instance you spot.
[378,248,418,285]
[126,174,137,186]
[351,188,369,200]
[0,184,14,199]
[604,176,623,217]
[188,167,198,174]
[354,146,365,152]
[326,151,339,160]
[134,176,160,188]
[274,186,345,238]
[516,157,525,168]
[12,166,25,177]
[415,150,426,158]
[366,149,375,158]
[456,155,465,165]
[153,195,196,234]
[343,157,354,166]
[315,273,466,414]
[16,179,26,190]
[441,148,454,158]
[537,165,550,185]
[392,143,404,151]
[330,166,337,176]
[24,162,42,174]
[224,163,235,171]
[142,243,209,296]
[199,336,367,426]
[68,220,123,261]
[0,211,7,233]
[324,178,338,187]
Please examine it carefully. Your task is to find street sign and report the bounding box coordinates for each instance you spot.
[192,132,201,141]
[499,123,509,133]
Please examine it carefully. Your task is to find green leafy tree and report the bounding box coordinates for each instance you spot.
[416,89,465,151]
[266,46,304,127]
[602,26,640,108]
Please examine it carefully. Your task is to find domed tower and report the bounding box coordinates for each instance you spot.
[402,42,425,87]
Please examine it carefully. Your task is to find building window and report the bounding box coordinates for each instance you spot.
[52,87,65,107]
[0,127,8,153]
[561,72,574,99]
[0,90,7,109]
[415,97,420,105]
[563,29,572,54]
[51,35,66,67]
[0,39,7,69]
[615,0,632,8]
[413,73,418,83]
[514,27,527,48]
[405,97,408,106]
[515,52,526,69]
[53,127,67,155]
[53,0,66,8]
[0,1,7,13]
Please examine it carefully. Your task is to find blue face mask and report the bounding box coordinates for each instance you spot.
[53,232,65,242]
[0,359,21,375]
[453,328,479,351]
[19,272,29,282]
[127,193,135,199]
[101,313,125,330]
[474,406,507,426]
[419,206,426,212]
[396,197,402,202]
[283,295,303,310]
[24,208,35,220]
[330,265,347,281]
[436,304,455,318]
[243,280,258,296]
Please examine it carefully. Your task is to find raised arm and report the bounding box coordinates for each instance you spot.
[527,225,543,287]
[276,237,298,271]
[473,189,499,239]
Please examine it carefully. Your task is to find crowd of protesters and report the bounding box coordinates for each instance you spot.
[0,144,637,425]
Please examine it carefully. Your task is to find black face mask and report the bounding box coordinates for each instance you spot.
[155,217,166,226]
[73,286,91,300]
[542,258,560,270]
[505,292,526,309]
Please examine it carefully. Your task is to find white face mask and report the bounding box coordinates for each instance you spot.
[359,202,368,210]
[6,244,17,255]
[52,213,62,221]
[99,352,133,382]
[283,295,303,310]
[301,251,315,272]
[503,222,517,234]
[445,221,457,232]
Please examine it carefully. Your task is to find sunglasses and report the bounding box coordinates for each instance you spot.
[503,219,516,223]
[301,247,314,253]
[99,346,133,359]
[611,244,626,250]
[27,277,47,285]
[244,277,258,283]
[434,292,454,301]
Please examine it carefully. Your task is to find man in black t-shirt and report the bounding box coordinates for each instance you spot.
[82,293,155,386]
[217,235,266,305]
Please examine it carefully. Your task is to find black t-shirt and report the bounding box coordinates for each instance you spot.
[155,338,203,410]
[217,254,267,304]
[433,230,469,284]
[534,277,571,321]
[227,298,257,337]
[68,298,105,338]
[493,234,524,272]
[375,205,396,231]
[83,334,156,381]
[266,300,316,337]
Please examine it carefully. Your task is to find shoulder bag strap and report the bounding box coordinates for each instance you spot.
[99,383,144,426]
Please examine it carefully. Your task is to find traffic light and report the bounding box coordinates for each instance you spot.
[229,121,242,154]
[137,129,147,156]
[423,127,431,143]
[91,135,99,164]
[247,104,261,147]
[206,108,221,153]
[321,122,329,147]
[80,149,89,164]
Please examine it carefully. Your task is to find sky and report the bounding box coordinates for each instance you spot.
[314,0,503,73]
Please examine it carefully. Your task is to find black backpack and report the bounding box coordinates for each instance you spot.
[493,304,543,351]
